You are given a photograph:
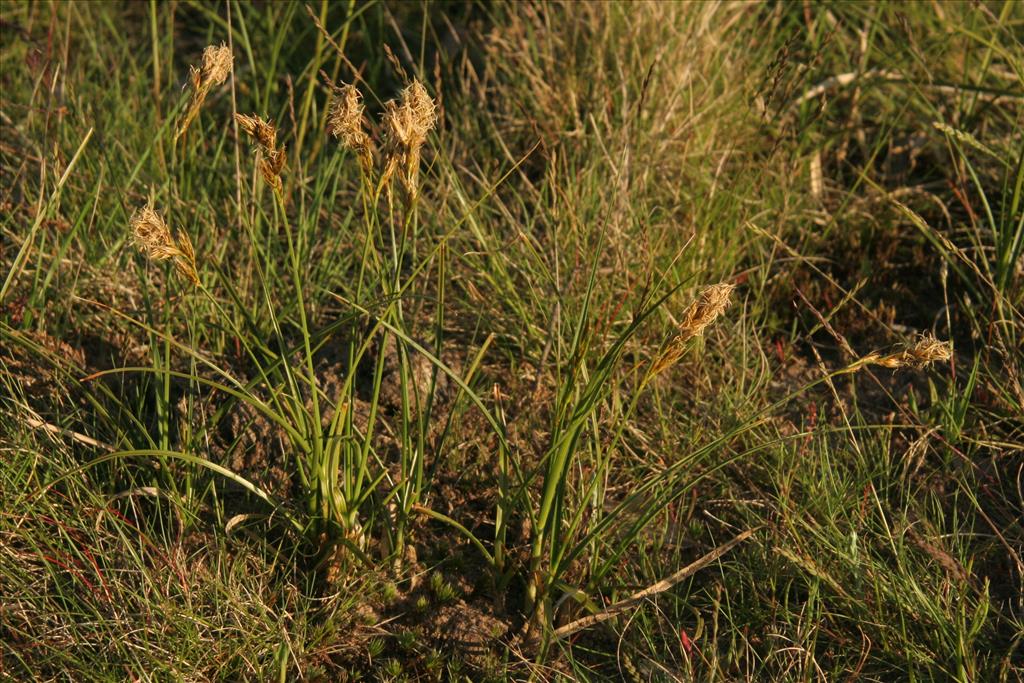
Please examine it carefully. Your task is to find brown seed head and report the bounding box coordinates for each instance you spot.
[650,282,735,377]
[379,146,402,194]
[201,43,233,87]
[383,79,436,148]
[676,283,736,343]
[130,203,199,286]
[236,114,285,188]
[406,79,436,133]
[870,335,952,369]
[259,148,287,191]
[131,204,179,261]
[173,229,200,286]
[235,113,278,151]
[380,78,436,198]
[176,44,233,141]
[381,98,416,148]
[328,84,374,175]
[328,84,370,149]
[907,335,953,366]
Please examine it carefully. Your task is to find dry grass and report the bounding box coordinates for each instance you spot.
[650,282,735,377]
[861,334,954,370]
[328,83,374,176]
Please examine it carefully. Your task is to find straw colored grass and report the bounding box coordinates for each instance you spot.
[650,282,735,376]
[2,1,1019,680]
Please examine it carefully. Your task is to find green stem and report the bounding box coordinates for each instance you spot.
[274,189,325,520]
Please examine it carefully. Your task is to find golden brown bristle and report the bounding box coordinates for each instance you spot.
[676,283,736,344]
[201,44,233,88]
[235,113,278,151]
[863,335,952,370]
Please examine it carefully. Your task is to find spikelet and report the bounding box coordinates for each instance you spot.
[131,204,178,260]
[328,83,374,175]
[172,228,200,286]
[380,78,436,199]
[235,113,278,150]
[130,203,199,286]
[200,43,233,88]
[176,44,233,141]
[650,283,735,376]
[235,113,285,191]
[860,335,952,370]
[933,121,1002,161]
[676,283,735,343]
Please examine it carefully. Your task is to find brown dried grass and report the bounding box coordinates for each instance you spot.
[860,335,953,370]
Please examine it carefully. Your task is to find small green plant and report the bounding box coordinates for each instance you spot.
[396,629,419,651]
[415,278,749,644]
[382,658,403,679]
[429,571,458,603]
[382,581,400,605]
[367,637,386,659]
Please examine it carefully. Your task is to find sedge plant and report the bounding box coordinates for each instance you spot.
[73,42,467,578]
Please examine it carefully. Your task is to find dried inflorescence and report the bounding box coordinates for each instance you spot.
[176,44,233,141]
[861,335,953,370]
[235,113,286,191]
[130,203,199,286]
[676,283,736,344]
[235,113,276,150]
[200,43,234,87]
[651,283,735,376]
[131,204,177,260]
[328,83,374,175]
[380,79,437,199]
[326,77,437,199]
